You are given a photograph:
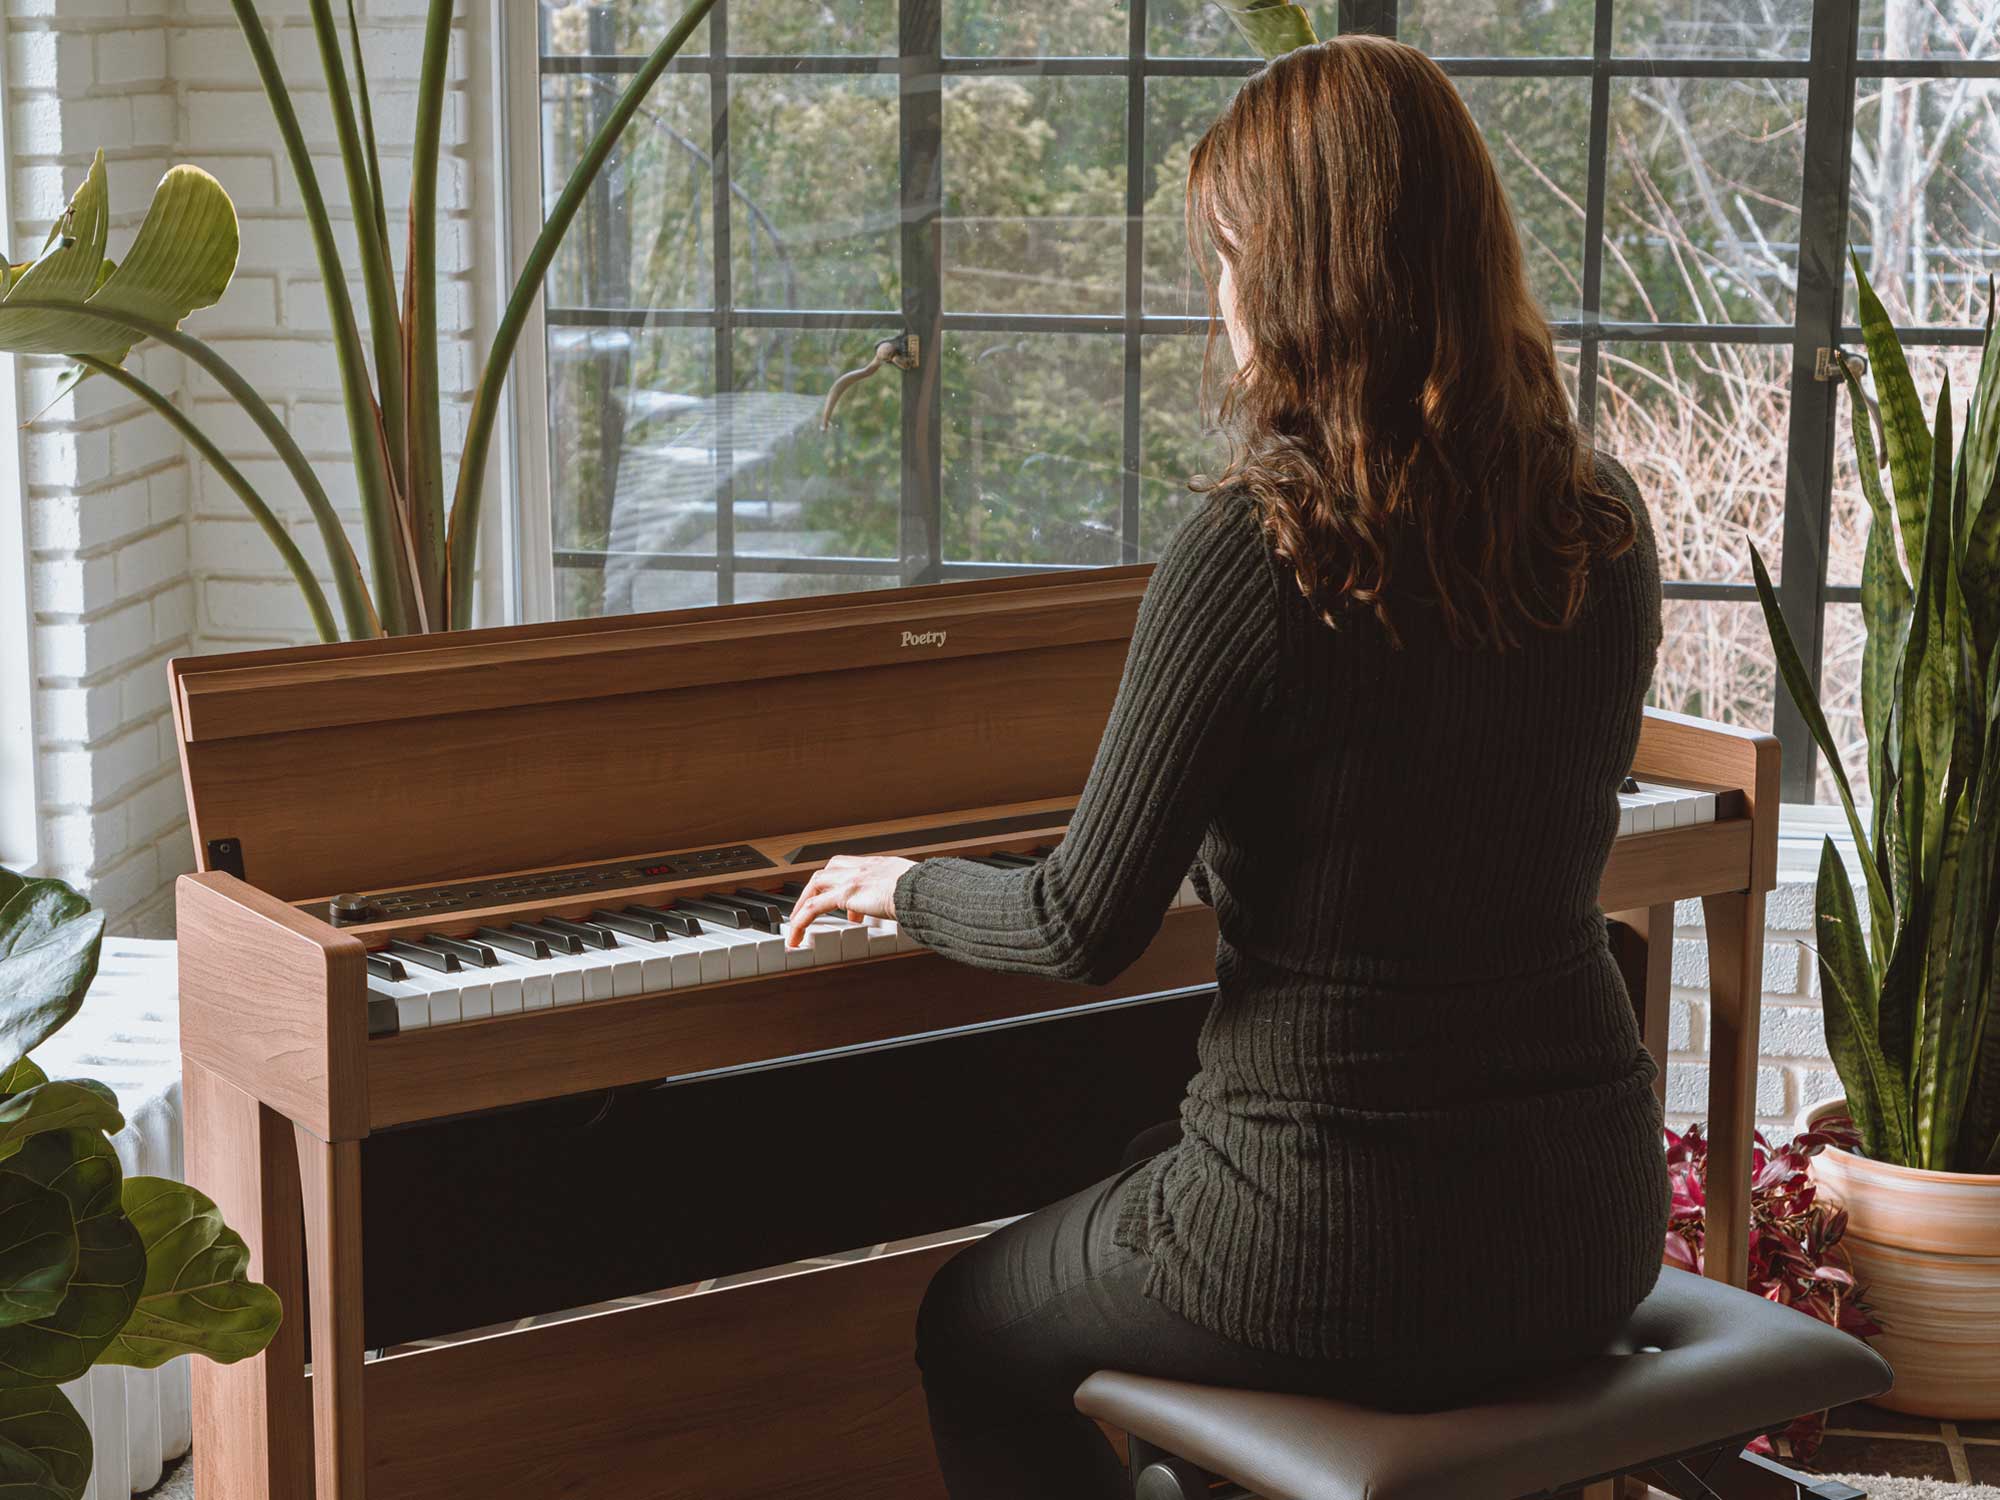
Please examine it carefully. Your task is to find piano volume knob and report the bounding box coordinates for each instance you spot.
[328,893,381,927]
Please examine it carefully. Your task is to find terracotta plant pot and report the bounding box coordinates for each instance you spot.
[1797,1098,2000,1418]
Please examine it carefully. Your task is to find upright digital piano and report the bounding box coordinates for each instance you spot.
[170,565,1778,1500]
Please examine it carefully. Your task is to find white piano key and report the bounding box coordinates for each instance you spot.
[483,964,524,1016]
[569,951,612,1002]
[862,918,901,957]
[489,948,555,1010]
[1175,877,1200,909]
[366,977,430,1031]
[688,923,764,980]
[456,976,493,1021]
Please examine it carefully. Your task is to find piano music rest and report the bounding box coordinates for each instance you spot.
[168,567,1777,1500]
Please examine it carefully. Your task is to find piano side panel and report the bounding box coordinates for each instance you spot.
[178,639,1129,903]
[364,1242,962,1500]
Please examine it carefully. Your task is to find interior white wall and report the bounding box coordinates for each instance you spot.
[6,0,492,934]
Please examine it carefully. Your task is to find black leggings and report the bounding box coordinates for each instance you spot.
[913,1126,1393,1499]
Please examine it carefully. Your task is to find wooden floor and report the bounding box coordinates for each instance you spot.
[1809,1404,2000,1485]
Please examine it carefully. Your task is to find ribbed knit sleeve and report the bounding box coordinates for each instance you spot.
[894,493,1278,984]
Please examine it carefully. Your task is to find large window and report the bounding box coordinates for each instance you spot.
[510,0,2000,801]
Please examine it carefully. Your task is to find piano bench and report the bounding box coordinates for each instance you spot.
[1073,1268,1893,1500]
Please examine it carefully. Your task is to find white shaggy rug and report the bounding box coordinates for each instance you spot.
[1825,1478,2000,1500]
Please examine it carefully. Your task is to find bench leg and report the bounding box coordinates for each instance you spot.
[1128,1437,1237,1500]
[1643,1446,1869,1500]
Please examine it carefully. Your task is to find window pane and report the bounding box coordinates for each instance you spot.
[549,325,719,620]
[545,73,712,310]
[1454,76,1592,322]
[1859,0,2000,58]
[1827,345,1979,586]
[732,0,893,54]
[1818,603,1870,808]
[1595,341,1790,583]
[1147,1,1330,58]
[1848,79,2000,326]
[944,77,1126,315]
[1143,78,1237,316]
[732,328,902,564]
[1615,0,1812,60]
[945,0,1127,57]
[943,333,1125,564]
[541,0,707,58]
[729,76,900,310]
[736,570,903,602]
[1653,599,1775,732]
[1139,333,1227,557]
[1602,77,1807,326]
[1399,0,1592,56]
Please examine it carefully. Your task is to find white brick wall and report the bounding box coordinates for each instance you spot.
[1664,853,1849,1137]
[10,0,483,935]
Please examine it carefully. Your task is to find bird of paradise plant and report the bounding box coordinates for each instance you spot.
[0,0,719,642]
[1752,259,2000,1174]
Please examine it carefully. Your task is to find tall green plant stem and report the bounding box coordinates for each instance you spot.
[228,0,414,634]
[9,298,376,639]
[309,0,406,496]
[76,356,340,644]
[444,0,722,629]
[404,0,455,630]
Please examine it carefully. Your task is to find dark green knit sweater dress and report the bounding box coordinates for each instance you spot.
[893,459,1670,1366]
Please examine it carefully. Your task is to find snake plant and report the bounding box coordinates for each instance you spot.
[1753,257,2000,1174]
[0,0,718,641]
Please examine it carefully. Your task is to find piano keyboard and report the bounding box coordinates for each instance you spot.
[1618,777,1715,836]
[357,781,1715,1038]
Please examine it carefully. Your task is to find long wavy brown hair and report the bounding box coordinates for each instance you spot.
[1186,36,1635,649]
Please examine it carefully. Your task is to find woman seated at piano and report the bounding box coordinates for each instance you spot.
[782,35,1667,1500]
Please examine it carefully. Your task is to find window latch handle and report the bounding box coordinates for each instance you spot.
[819,333,920,432]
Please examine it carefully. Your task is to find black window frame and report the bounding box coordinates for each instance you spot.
[531,0,1995,802]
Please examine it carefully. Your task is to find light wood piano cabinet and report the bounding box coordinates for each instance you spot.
[169,566,1778,1500]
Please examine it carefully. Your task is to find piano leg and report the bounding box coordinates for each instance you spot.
[185,1060,314,1500]
[1700,889,1765,1291]
[296,1127,369,1500]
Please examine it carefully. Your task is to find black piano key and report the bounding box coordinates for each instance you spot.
[1621,775,1641,793]
[589,909,674,941]
[427,934,498,967]
[366,953,407,982]
[624,905,704,938]
[511,921,586,955]
[387,939,460,974]
[985,852,1038,868]
[477,925,550,959]
[969,855,1028,870]
[672,897,753,929]
[723,890,788,919]
[541,916,618,949]
[704,895,778,932]
[758,889,800,914]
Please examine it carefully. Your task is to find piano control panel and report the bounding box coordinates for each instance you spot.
[308,842,774,926]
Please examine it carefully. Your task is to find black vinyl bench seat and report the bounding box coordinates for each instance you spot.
[1075,1268,1894,1500]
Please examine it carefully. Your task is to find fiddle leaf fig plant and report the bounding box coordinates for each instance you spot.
[0,868,280,1497]
[0,0,719,643]
[1752,257,2000,1174]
